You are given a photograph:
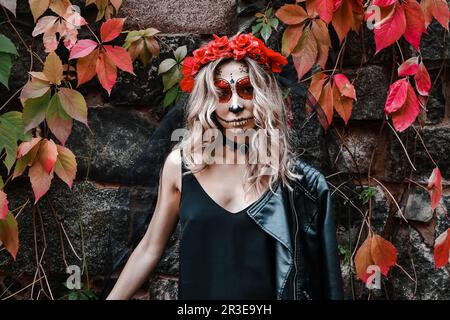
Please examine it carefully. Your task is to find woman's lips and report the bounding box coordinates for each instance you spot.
[217,115,254,126]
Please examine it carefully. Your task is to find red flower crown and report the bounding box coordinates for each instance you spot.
[180,33,288,93]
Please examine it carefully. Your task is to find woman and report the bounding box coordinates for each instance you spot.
[107,33,343,300]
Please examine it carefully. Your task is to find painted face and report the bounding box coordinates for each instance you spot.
[213,60,256,130]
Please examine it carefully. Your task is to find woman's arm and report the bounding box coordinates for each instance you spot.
[106,149,182,300]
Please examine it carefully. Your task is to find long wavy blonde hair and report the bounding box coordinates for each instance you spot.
[173,55,303,198]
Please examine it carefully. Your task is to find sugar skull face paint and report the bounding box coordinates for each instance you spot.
[213,60,256,133]
[214,76,254,103]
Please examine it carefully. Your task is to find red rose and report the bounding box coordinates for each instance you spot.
[229,34,259,60]
[209,34,232,57]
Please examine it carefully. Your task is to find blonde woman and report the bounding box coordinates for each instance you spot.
[107,33,343,300]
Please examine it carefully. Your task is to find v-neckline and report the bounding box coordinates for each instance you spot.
[190,173,272,215]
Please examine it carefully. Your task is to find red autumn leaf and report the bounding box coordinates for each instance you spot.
[434,228,450,269]
[421,0,450,30]
[372,0,426,53]
[100,18,126,43]
[69,39,98,60]
[427,167,442,211]
[415,62,431,96]
[332,81,353,125]
[355,233,397,283]
[0,211,19,260]
[385,78,409,114]
[103,45,136,75]
[38,139,58,174]
[275,4,309,25]
[96,50,117,95]
[307,0,336,23]
[398,56,419,77]
[0,190,8,220]
[333,73,356,100]
[373,3,406,54]
[403,0,426,51]
[390,81,420,132]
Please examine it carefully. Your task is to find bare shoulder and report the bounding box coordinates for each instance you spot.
[161,147,182,192]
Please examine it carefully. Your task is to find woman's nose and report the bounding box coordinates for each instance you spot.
[228,90,244,113]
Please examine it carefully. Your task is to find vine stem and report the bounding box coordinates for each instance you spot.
[386,121,417,171]
[411,125,438,168]
[370,176,408,223]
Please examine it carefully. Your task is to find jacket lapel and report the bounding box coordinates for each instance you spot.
[246,180,293,299]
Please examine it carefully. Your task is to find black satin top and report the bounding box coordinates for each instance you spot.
[178,150,277,300]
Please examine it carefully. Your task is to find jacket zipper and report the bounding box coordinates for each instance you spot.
[289,187,299,299]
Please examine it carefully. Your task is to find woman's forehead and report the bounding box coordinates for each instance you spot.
[214,60,249,81]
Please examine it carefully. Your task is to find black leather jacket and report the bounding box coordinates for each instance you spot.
[245,157,344,300]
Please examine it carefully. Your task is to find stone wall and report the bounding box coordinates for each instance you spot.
[0,0,449,300]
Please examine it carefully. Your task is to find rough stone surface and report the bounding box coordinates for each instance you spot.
[117,0,238,34]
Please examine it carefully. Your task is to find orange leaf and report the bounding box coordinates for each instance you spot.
[43,52,63,85]
[332,81,353,125]
[354,236,374,283]
[370,234,397,277]
[318,80,334,125]
[281,24,305,56]
[275,4,308,25]
[427,167,442,211]
[355,234,398,283]
[333,73,356,100]
[310,19,331,69]
[0,211,19,260]
[96,50,117,95]
[76,48,99,88]
[292,28,318,80]
[309,72,327,103]
[100,17,126,43]
[434,228,450,269]
[29,159,54,204]
[54,145,77,189]
[16,137,42,158]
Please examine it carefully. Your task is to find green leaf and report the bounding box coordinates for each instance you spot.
[162,66,181,92]
[158,58,177,75]
[0,34,18,55]
[0,111,32,173]
[269,18,279,30]
[0,211,19,260]
[0,52,12,89]
[68,292,78,300]
[0,176,3,189]
[163,85,179,108]
[252,23,263,35]
[265,7,273,18]
[174,46,187,63]
[23,89,51,132]
[261,24,272,42]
